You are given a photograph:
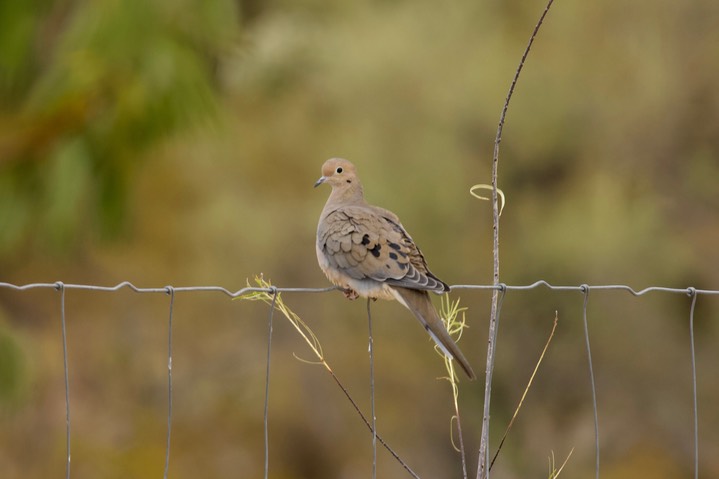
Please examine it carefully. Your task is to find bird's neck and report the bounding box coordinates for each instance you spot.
[324,182,366,212]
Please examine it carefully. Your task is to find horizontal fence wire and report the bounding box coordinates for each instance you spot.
[0,280,715,479]
[2,280,719,296]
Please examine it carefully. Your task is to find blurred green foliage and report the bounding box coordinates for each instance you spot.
[1,0,238,254]
[1,0,718,478]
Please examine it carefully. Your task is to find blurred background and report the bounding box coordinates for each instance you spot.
[1,0,718,477]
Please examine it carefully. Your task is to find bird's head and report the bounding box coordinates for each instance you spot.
[314,158,359,189]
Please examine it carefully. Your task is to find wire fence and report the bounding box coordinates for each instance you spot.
[0,280,716,479]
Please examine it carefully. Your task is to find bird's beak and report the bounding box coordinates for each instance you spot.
[314,176,326,188]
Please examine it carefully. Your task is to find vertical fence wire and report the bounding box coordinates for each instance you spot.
[264,288,278,479]
[163,287,175,479]
[367,298,377,479]
[688,288,699,479]
[55,282,72,479]
[581,285,600,479]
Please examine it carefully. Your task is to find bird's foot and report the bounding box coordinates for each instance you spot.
[342,288,360,300]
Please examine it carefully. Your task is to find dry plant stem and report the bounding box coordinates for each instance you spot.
[476,288,505,479]
[447,371,468,477]
[549,449,575,478]
[444,353,468,479]
[477,1,556,477]
[439,296,469,479]
[326,368,421,479]
[456,399,468,479]
[240,281,419,479]
[489,313,559,472]
[451,368,468,479]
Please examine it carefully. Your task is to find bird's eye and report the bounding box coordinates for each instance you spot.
[336,167,343,174]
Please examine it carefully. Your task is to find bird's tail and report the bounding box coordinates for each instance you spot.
[391,287,476,380]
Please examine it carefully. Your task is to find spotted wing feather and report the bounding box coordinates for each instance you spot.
[318,206,449,293]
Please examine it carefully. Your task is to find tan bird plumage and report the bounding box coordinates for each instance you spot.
[314,158,476,379]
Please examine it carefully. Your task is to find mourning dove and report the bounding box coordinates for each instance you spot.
[315,158,476,379]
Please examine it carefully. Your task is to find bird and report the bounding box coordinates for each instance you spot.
[314,158,476,379]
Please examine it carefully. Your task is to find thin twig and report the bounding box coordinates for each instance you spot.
[490,312,559,471]
[549,448,575,478]
[457,415,468,479]
[477,286,505,478]
[238,277,419,478]
[478,1,556,477]
[326,368,421,479]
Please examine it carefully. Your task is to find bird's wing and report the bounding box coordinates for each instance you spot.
[317,205,449,293]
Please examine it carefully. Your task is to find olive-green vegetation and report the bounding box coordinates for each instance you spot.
[1,0,718,478]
